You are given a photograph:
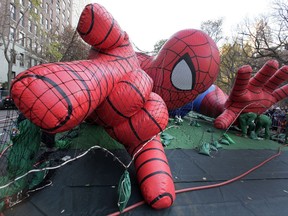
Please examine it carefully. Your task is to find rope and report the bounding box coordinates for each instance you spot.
[0,125,176,190]
[222,101,270,137]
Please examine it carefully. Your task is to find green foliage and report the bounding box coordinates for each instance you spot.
[152,39,167,55]
[216,41,253,93]
[47,42,63,62]
[32,0,41,7]
[29,11,40,22]
[41,26,90,63]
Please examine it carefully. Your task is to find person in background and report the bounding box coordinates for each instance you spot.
[285,111,288,143]
[238,112,257,138]
[272,107,281,131]
[277,109,286,134]
[255,114,272,139]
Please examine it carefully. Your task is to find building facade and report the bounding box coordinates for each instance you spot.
[0,0,73,85]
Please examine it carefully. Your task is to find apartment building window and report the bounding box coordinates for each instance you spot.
[10,27,15,39]
[40,0,43,7]
[28,57,32,68]
[20,11,25,26]
[63,1,66,9]
[28,20,31,31]
[34,59,37,66]
[46,3,49,13]
[50,9,53,19]
[45,19,48,29]
[35,25,38,36]
[56,16,59,25]
[19,53,24,67]
[41,33,44,42]
[12,71,16,79]
[56,2,60,14]
[67,9,70,19]
[19,32,25,46]
[27,38,32,50]
[34,42,38,53]
[10,4,16,20]
[19,0,24,6]
[40,13,44,25]
[28,0,32,9]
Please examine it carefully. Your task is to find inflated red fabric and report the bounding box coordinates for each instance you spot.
[11,3,174,209]
[214,60,288,129]
[11,2,288,210]
[136,29,221,110]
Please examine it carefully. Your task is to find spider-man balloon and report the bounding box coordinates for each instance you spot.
[10,2,288,210]
[12,3,174,209]
[136,29,220,110]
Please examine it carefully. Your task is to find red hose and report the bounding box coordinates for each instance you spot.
[107,145,287,216]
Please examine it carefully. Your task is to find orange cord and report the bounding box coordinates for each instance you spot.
[107,144,288,216]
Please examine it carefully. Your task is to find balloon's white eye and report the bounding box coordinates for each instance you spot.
[171,53,195,90]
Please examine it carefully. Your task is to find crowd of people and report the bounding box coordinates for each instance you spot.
[238,105,288,142]
[265,106,288,134]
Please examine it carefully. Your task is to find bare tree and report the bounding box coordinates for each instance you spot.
[200,18,224,44]
[216,39,254,94]
[237,0,288,67]
[0,0,40,92]
[42,25,90,63]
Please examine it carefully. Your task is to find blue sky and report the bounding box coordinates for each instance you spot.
[75,0,273,51]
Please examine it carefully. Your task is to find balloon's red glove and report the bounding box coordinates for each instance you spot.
[214,60,288,129]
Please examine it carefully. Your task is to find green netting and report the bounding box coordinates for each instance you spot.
[0,110,284,212]
[59,123,124,150]
[0,118,42,211]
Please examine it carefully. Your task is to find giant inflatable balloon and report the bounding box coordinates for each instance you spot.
[9,2,288,211]
[214,61,288,129]
[136,29,220,111]
[169,84,228,118]
[11,3,174,209]
[136,32,288,127]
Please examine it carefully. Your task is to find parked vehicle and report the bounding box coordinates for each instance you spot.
[2,96,16,109]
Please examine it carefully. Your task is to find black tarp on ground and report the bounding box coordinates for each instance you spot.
[3,148,288,216]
